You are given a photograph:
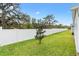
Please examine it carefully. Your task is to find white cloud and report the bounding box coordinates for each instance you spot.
[36,11,40,15]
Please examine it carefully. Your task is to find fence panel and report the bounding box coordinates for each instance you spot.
[0,29,67,46]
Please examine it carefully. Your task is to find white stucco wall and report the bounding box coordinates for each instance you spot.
[0,29,67,46]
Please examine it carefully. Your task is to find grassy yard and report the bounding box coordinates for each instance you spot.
[0,30,76,56]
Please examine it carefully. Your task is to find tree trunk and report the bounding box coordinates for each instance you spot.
[39,39,41,44]
[1,10,7,29]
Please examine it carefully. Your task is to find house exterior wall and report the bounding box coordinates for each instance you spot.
[0,29,66,46]
[71,7,79,53]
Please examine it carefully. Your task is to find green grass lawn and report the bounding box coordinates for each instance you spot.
[0,30,76,56]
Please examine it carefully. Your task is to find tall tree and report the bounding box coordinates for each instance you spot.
[32,18,36,28]
[43,14,57,28]
[0,3,20,29]
[19,13,30,24]
[17,13,31,29]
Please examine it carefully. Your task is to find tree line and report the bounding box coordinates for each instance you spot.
[0,3,69,29]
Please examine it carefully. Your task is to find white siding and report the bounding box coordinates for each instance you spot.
[72,8,79,53]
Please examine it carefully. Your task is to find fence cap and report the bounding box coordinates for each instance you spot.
[71,6,79,10]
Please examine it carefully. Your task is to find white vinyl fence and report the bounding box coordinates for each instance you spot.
[0,29,67,46]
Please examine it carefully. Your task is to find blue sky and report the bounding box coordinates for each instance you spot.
[20,3,78,26]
